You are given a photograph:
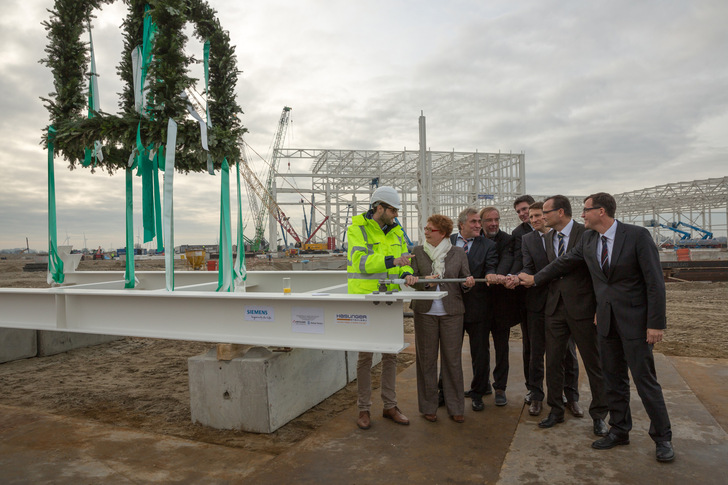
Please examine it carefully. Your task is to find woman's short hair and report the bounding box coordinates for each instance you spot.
[428,214,454,237]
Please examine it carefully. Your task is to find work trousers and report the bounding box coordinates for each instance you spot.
[415,313,465,416]
[599,316,672,442]
[357,352,397,412]
[545,300,608,420]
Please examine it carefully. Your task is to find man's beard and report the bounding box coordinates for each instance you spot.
[486,229,498,237]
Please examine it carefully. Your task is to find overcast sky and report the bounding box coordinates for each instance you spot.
[0,0,726,250]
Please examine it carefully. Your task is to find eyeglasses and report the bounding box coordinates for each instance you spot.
[582,206,602,214]
[380,203,398,215]
[423,227,440,233]
[542,209,558,214]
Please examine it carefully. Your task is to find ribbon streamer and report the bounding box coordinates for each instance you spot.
[46,126,64,285]
[217,159,233,292]
[164,118,177,291]
[234,159,247,290]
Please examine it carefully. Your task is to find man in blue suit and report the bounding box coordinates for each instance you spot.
[519,192,674,463]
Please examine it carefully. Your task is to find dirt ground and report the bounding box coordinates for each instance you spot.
[0,254,725,455]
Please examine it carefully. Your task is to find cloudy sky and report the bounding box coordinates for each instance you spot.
[0,0,726,250]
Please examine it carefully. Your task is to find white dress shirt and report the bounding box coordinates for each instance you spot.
[552,219,575,256]
[597,220,618,266]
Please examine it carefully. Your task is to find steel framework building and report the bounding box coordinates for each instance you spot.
[516,177,728,243]
[273,148,526,247]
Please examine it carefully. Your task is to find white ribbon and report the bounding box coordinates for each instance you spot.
[164,118,177,291]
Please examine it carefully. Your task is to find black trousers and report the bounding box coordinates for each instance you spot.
[518,293,530,388]
[545,300,608,420]
[484,314,510,392]
[599,316,672,442]
[526,309,579,402]
[463,319,491,398]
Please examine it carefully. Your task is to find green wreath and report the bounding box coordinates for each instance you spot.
[40,0,245,173]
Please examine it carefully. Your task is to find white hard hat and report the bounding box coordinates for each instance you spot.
[370,186,402,210]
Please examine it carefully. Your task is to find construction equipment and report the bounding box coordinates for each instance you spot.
[646,221,691,240]
[256,107,293,250]
[238,141,302,249]
[671,221,713,240]
[184,248,206,270]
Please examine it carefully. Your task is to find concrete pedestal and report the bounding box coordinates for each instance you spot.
[37,331,122,357]
[189,348,381,433]
[0,329,37,364]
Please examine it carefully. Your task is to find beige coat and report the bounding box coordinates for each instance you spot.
[409,245,471,315]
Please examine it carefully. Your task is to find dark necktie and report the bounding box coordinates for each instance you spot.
[557,232,565,257]
[462,237,472,254]
[601,235,609,275]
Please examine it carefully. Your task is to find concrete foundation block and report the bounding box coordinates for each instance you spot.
[189,347,353,433]
[37,331,123,357]
[0,329,37,363]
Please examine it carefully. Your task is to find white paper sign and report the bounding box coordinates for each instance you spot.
[292,306,325,334]
[244,305,275,322]
[335,313,369,325]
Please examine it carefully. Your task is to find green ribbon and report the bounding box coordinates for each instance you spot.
[47,126,64,284]
[124,166,136,288]
[153,147,164,252]
[217,159,233,292]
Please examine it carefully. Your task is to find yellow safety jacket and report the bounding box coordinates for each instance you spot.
[347,211,413,294]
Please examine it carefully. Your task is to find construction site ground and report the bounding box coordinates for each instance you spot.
[0,255,726,483]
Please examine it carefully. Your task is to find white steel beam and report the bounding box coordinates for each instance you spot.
[0,271,443,354]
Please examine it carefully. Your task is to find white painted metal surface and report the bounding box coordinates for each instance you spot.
[0,271,444,353]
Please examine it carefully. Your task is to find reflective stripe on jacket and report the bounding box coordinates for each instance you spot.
[347,212,412,294]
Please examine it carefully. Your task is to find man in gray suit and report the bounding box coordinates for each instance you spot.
[519,193,674,462]
[532,195,608,437]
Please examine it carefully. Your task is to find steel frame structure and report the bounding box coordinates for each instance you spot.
[512,177,728,243]
[273,148,525,246]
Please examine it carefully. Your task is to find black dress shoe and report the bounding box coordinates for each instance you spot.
[528,400,543,416]
[538,413,564,428]
[656,441,675,462]
[472,397,485,412]
[592,433,630,450]
[464,389,474,399]
[565,400,584,417]
[593,418,608,437]
[495,390,507,406]
[524,390,533,404]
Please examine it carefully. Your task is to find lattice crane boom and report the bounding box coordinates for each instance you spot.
[238,144,301,248]
[251,106,292,250]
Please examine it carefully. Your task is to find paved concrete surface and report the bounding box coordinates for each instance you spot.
[1,340,726,484]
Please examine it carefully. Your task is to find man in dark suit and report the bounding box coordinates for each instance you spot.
[510,195,535,404]
[480,206,517,406]
[451,208,499,411]
[520,201,580,417]
[519,193,674,462]
[530,195,608,436]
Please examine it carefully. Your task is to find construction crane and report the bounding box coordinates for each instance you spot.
[258,106,292,251]
[671,221,713,240]
[237,144,302,250]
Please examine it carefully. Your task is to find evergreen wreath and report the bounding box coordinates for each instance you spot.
[41,0,245,174]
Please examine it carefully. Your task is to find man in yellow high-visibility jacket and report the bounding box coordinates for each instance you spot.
[348,186,416,430]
